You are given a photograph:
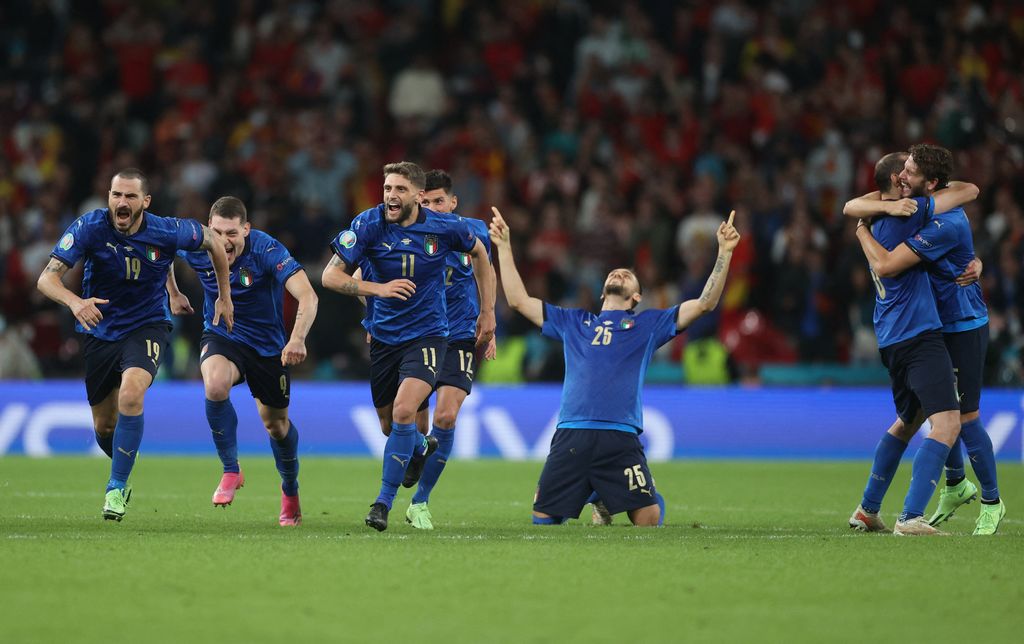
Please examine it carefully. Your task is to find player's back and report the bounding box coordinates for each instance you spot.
[906,207,988,330]
[52,209,203,341]
[868,197,942,348]
[542,305,678,433]
[181,229,301,356]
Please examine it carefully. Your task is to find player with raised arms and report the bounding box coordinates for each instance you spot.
[844,145,1004,534]
[322,161,495,531]
[489,206,740,526]
[37,168,234,521]
[166,196,318,526]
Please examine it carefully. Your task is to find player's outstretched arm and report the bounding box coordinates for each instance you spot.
[468,237,496,346]
[676,211,740,330]
[853,219,919,278]
[199,225,234,332]
[281,270,319,366]
[165,262,194,315]
[931,181,979,214]
[489,207,543,328]
[321,254,415,299]
[843,192,918,218]
[37,257,109,331]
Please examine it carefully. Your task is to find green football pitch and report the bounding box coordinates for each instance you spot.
[1,457,1021,643]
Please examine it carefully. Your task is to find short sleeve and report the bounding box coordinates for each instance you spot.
[330,212,375,267]
[448,216,477,254]
[472,219,492,260]
[263,241,303,285]
[173,217,204,252]
[649,306,680,347]
[905,216,959,263]
[541,303,578,340]
[905,196,934,230]
[50,218,88,267]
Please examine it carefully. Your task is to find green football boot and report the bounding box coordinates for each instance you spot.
[405,502,434,530]
[927,478,977,526]
[103,487,130,522]
[973,500,1006,536]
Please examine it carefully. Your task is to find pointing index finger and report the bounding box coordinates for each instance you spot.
[727,210,736,226]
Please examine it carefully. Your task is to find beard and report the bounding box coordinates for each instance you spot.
[111,204,144,232]
[386,200,415,223]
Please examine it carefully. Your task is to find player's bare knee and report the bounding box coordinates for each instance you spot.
[927,410,961,446]
[93,420,115,437]
[629,505,660,527]
[264,418,289,440]
[117,385,146,415]
[392,404,417,425]
[433,407,458,430]
[204,380,232,402]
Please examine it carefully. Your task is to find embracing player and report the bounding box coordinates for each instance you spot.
[489,207,739,526]
[37,168,233,521]
[322,162,495,531]
[167,196,318,526]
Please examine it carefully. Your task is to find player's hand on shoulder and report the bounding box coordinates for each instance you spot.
[885,198,918,217]
[717,210,740,252]
[214,296,234,333]
[69,296,109,331]
[489,207,511,248]
[281,338,307,366]
[169,292,194,315]
[378,278,416,300]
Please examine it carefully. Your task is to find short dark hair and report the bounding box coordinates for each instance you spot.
[873,152,908,193]
[908,143,953,189]
[209,196,247,223]
[424,169,453,194]
[113,168,150,195]
[382,161,426,189]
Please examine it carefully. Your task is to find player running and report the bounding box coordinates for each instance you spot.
[844,150,966,535]
[166,196,318,526]
[489,207,740,526]
[322,161,495,531]
[37,168,233,522]
[844,145,1004,534]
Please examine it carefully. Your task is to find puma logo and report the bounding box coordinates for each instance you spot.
[381,242,393,251]
[427,366,437,376]
[639,488,654,497]
[117,447,136,457]
[391,455,409,468]
[106,242,120,254]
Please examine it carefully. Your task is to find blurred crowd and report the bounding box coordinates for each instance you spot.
[1,0,1023,385]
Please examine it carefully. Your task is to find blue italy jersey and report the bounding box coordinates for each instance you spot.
[179,229,302,357]
[868,197,943,348]
[331,204,477,345]
[50,209,203,341]
[542,304,679,434]
[904,207,988,333]
[439,214,490,341]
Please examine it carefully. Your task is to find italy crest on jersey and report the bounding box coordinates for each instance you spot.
[146,246,160,262]
[620,318,635,330]
[424,234,439,256]
[239,268,254,287]
[459,252,470,267]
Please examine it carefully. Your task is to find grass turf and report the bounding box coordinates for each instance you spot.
[1,457,1021,643]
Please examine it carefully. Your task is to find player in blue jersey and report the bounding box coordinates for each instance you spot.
[842,150,968,535]
[489,207,740,526]
[166,196,319,526]
[36,168,233,522]
[403,169,496,529]
[844,145,1004,534]
[322,161,496,531]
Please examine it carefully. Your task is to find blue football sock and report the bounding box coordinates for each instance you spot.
[376,422,417,509]
[271,422,300,497]
[943,437,966,483]
[412,433,429,457]
[532,515,565,525]
[585,491,600,505]
[900,437,950,521]
[95,432,113,458]
[205,398,239,473]
[860,433,908,513]
[960,418,1000,501]
[412,426,455,504]
[655,490,666,526]
[107,413,144,491]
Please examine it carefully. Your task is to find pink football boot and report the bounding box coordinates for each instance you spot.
[212,471,245,507]
[279,492,302,526]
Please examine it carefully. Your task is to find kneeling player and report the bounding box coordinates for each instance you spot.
[489,207,740,526]
[168,197,318,526]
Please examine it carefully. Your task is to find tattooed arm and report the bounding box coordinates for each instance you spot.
[281,270,319,366]
[321,254,415,299]
[37,257,110,331]
[676,211,741,331]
